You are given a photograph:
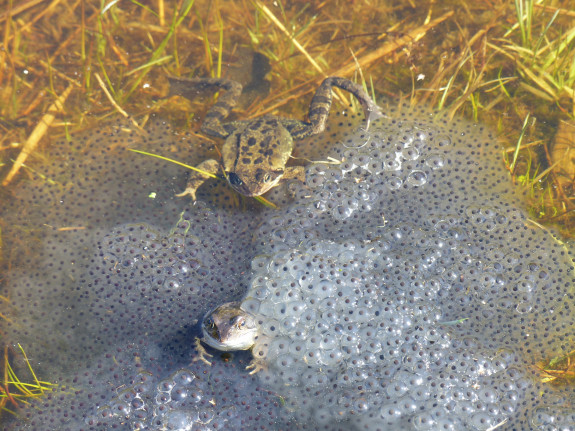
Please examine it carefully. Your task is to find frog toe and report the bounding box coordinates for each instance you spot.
[245,360,266,375]
[192,337,213,366]
[175,187,198,200]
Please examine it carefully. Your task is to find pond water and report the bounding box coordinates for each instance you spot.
[1,2,575,431]
[2,98,574,430]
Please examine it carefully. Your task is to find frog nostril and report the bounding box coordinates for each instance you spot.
[228,172,243,186]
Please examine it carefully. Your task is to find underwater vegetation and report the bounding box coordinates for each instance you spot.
[0,345,56,420]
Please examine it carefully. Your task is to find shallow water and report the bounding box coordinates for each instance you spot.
[2,99,575,430]
[1,2,575,430]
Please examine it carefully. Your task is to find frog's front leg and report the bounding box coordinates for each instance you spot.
[282,166,305,182]
[175,159,220,200]
[245,359,267,375]
[192,336,213,366]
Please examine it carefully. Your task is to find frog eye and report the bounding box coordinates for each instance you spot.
[262,173,272,183]
[204,317,215,329]
[228,172,243,186]
[231,316,246,328]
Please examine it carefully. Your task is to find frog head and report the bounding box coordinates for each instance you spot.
[201,301,258,351]
[221,118,294,197]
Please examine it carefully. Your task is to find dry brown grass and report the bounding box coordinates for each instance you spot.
[0,1,570,190]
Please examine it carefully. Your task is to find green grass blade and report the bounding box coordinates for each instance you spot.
[128,150,277,208]
[510,113,531,174]
[128,149,219,178]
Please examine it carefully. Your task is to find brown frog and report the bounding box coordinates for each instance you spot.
[193,301,259,370]
[168,76,379,199]
[201,301,257,352]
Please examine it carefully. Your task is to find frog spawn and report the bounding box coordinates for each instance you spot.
[83,352,292,431]
[242,109,575,430]
[86,203,257,347]
[4,105,575,430]
[241,239,527,430]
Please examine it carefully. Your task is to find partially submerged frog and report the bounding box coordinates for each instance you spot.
[194,301,259,369]
[168,76,380,199]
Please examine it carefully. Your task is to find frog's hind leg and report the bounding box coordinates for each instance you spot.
[290,77,380,139]
[167,76,243,138]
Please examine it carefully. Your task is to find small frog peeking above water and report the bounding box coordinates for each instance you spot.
[194,301,260,371]
[201,301,257,352]
[168,76,380,200]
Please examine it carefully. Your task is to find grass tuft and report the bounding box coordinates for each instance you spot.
[0,344,58,418]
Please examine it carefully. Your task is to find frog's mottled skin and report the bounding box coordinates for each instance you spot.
[201,301,257,351]
[168,76,379,199]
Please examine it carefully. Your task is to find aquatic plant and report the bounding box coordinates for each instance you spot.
[0,344,56,419]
